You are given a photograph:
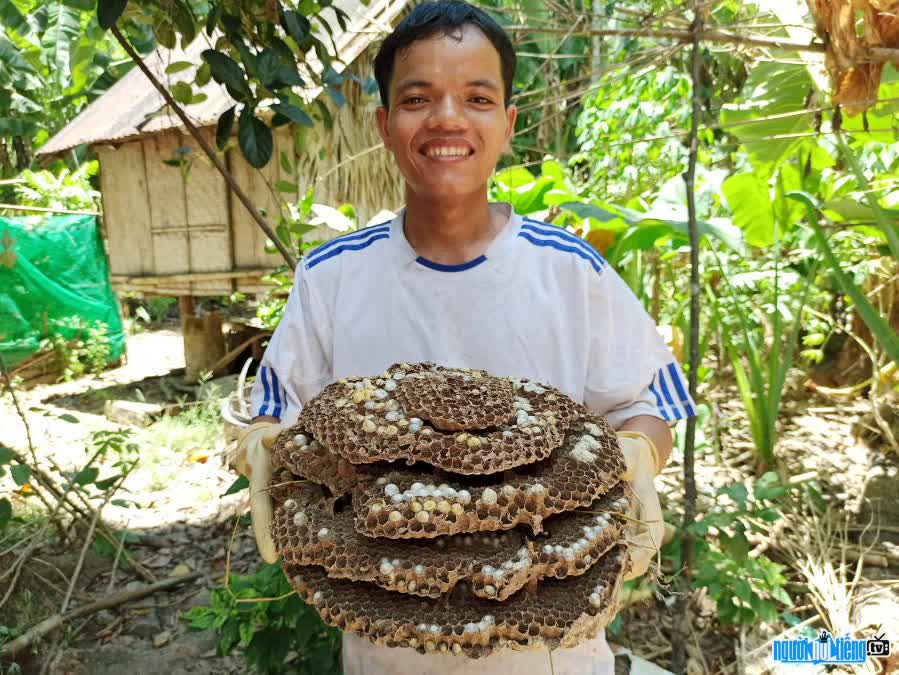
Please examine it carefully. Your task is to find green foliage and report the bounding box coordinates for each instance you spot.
[104,0,352,169]
[256,188,334,329]
[667,472,792,625]
[572,66,693,203]
[12,161,100,211]
[140,399,222,469]
[0,0,147,172]
[184,563,341,674]
[708,241,816,466]
[721,62,815,177]
[0,429,139,533]
[130,296,178,324]
[41,318,113,381]
[791,191,899,366]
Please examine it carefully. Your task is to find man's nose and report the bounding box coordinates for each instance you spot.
[426,96,467,130]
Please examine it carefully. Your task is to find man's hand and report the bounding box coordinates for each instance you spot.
[617,430,664,580]
[235,421,284,564]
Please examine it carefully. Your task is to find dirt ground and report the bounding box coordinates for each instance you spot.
[2,327,898,674]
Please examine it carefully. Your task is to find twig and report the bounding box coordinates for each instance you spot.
[4,446,156,583]
[0,451,88,610]
[108,25,296,269]
[0,572,203,657]
[61,485,114,614]
[0,533,45,609]
[505,24,830,55]
[107,522,129,594]
[671,4,704,672]
[0,352,55,515]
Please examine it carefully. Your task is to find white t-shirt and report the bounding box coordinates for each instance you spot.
[250,203,695,674]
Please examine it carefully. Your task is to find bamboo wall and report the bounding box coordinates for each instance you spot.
[98,86,404,298]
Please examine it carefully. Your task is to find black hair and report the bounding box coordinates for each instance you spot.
[373,1,516,108]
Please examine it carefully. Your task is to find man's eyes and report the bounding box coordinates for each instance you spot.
[399,95,494,105]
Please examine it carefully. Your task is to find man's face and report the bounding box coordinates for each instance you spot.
[376,25,517,201]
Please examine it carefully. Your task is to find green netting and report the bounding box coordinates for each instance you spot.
[0,214,125,369]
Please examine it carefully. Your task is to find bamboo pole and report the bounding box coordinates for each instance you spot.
[108,25,297,270]
[110,268,274,285]
[0,204,100,216]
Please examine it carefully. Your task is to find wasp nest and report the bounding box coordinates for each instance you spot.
[269,362,631,658]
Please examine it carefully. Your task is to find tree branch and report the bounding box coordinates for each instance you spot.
[109,25,297,270]
[0,572,203,658]
[506,24,829,55]
[670,4,704,673]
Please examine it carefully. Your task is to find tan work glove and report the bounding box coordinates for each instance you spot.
[617,431,664,580]
[235,421,283,564]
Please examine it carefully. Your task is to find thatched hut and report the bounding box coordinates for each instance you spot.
[38,0,408,298]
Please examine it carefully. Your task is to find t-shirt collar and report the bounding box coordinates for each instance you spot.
[390,202,523,270]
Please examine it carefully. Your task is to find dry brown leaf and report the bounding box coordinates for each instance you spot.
[585,229,617,257]
[873,7,899,46]
[834,63,885,115]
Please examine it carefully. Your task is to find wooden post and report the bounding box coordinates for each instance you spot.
[178,295,195,320]
[178,296,226,382]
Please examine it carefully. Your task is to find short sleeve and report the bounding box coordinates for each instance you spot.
[250,267,332,425]
[584,267,696,429]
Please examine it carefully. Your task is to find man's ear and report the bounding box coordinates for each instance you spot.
[376,106,391,150]
[502,104,518,154]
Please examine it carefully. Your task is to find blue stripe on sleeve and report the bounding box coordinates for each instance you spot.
[656,368,683,420]
[258,366,271,416]
[270,369,283,418]
[307,224,390,258]
[521,220,606,270]
[667,362,696,417]
[306,232,390,270]
[517,232,602,274]
[648,379,671,421]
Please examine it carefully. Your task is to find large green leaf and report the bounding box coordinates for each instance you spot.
[215,104,236,149]
[67,33,100,95]
[270,101,313,127]
[256,48,281,88]
[0,34,40,92]
[11,463,32,487]
[0,0,33,37]
[238,106,273,168]
[42,1,81,90]
[97,0,128,30]
[493,167,555,215]
[281,10,311,47]
[722,173,775,248]
[202,49,252,100]
[721,62,814,176]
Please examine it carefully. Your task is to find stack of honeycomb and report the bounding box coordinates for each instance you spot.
[268,362,632,658]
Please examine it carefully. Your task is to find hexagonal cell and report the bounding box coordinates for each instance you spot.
[264,363,632,658]
[286,544,628,658]
[272,483,630,601]
[296,363,582,475]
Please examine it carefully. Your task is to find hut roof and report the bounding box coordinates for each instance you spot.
[38,0,409,157]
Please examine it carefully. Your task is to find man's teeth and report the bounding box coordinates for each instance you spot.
[425,147,470,158]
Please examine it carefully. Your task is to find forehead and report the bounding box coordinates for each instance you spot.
[391,24,503,90]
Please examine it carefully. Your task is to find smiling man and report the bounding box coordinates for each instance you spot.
[236,2,695,674]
